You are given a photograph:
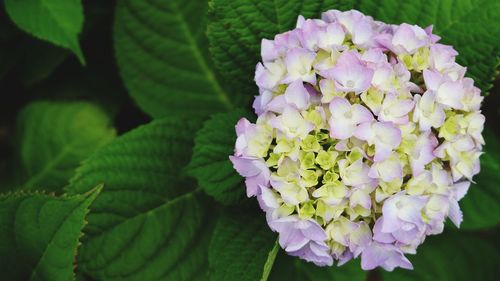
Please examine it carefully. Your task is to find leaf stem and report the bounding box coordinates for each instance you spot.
[260,238,280,281]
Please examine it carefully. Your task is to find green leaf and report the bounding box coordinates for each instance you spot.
[114,0,241,119]
[208,0,500,93]
[187,110,251,205]
[67,118,211,281]
[0,186,102,281]
[295,259,368,281]
[382,231,498,281]
[208,0,342,96]
[4,0,85,64]
[268,249,368,281]
[459,129,500,229]
[209,209,278,281]
[15,101,116,191]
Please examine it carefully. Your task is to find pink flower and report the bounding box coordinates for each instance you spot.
[409,132,438,176]
[318,23,346,50]
[229,156,271,197]
[429,43,458,72]
[269,216,333,266]
[267,80,311,112]
[232,8,485,272]
[261,39,279,62]
[413,91,446,131]
[423,69,465,110]
[253,90,273,115]
[282,48,316,84]
[354,121,401,162]
[391,23,430,54]
[361,241,413,271]
[368,152,403,182]
[323,50,374,93]
[381,194,427,235]
[255,61,286,90]
[378,94,415,125]
[338,158,374,187]
[269,106,314,139]
[329,97,374,139]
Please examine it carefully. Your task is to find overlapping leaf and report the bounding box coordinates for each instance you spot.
[4,0,85,63]
[67,118,211,281]
[0,186,101,281]
[209,210,278,281]
[114,0,242,119]
[187,110,251,205]
[15,101,116,191]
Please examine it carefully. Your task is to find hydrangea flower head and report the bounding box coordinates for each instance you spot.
[230,9,484,271]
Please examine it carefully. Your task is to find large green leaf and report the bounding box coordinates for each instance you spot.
[114,0,241,119]
[0,186,101,281]
[208,0,345,96]
[459,129,500,229]
[209,210,278,281]
[187,110,251,205]
[15,101,116,191]
[67,118,211,281]
[268,249,368,281]
[208,0,500,93]
[382,231,498,281]
[15,101,115,190]
[295,259,368,281]
[4,0,85,64]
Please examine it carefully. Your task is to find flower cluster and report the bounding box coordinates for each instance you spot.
[230,9,484,271]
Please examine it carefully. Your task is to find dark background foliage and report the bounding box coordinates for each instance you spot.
[0,0,498,281]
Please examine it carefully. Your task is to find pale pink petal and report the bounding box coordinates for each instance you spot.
[329,97,352,117]
[361,242,413,271]
[328,50,374,93]
[373,218,395,243]
[266,95,287,113]
[424,25,441,43]
[261,39,278,62]
[391,23,429,54]
[448,200,463,227]
[423,69,442,91]
[453,181,471,201]
[284,80,310,110]
[235,118,251,136]
[373,144,393,163]
[229,156,262,177]
[253,90,273,115]
[353,122,375,142]
[437,81,465,109]
[352,104,375,123]
[330,118,356,139]
[352,20,373,47]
